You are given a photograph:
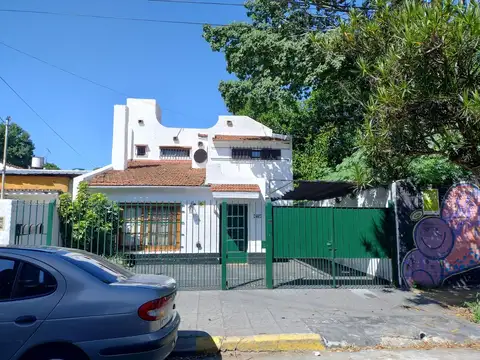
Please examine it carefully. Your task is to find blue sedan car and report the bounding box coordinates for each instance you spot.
[0,246,180,360]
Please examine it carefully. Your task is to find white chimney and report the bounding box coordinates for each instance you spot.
[112,105,129,170]
[31,156,45,169]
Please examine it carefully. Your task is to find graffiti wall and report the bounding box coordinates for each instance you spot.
[400,183,480,287]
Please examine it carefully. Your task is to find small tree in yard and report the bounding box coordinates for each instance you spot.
[58,182,122,256]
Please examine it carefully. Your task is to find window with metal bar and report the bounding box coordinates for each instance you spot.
[160,147,190,159]
[120,203,181,251]
[231,148,281,160]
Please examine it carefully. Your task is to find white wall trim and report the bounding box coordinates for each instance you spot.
[212,192,260,199]
[72,164,113,198]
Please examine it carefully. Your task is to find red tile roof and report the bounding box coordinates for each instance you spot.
[90,160,206,187]
[212,135,288,142]
[210,184,261,192]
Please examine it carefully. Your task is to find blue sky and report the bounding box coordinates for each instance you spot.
[0,0,248,169]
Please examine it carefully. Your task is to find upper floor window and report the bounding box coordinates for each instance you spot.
[232,148,281,160]
[160,147,190,159]
[136,145,147,157]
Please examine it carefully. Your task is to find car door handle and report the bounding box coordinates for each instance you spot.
[15,315,37,325]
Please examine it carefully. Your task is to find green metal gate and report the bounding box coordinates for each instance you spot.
[268,204,395,288]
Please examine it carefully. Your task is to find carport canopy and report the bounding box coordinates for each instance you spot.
[272,180,355,201]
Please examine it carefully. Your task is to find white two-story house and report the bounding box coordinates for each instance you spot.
[75,98,292,260]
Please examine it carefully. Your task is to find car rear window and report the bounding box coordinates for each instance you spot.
[59,251,133,284]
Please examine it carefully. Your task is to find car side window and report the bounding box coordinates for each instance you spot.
[0,258,18,300]
[12,262,57,299]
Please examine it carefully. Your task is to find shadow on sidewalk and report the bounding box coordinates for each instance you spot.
[405,288,479,308]
[170,330,222,359]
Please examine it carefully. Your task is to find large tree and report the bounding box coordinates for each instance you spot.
[203,0,370,180]
[336,0,480,182]
[0,122,35,168]
[205,0,478,186]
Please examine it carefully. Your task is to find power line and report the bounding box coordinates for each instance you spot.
[149,0,245,6]
[0,8,226,26]
[0,75,83,158]
[0,41,129,98]
[0,40,190,120]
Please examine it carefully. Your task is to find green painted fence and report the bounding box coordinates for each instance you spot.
[270,205,395,288]
[273,207,391,259]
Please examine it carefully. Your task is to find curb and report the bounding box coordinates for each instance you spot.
[173,333,326,355]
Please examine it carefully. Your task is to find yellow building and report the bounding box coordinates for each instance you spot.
[4,168,88,200]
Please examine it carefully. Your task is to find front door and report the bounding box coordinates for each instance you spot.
[225,204,248,264]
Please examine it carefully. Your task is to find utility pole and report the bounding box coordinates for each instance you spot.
[1,116,10,199]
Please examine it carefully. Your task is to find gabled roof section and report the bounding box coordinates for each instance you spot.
[89,160,206,187]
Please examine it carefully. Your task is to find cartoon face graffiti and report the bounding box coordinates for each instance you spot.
[402,183,480,288]
[402,249,443,287]
[414,217,454,260]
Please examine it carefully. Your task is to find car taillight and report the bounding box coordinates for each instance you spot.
[138,295,173,322]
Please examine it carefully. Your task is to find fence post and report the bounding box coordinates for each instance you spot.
[388,199,399,287]
[265,201,273,289]
[221,201,228,290]
[331,207,336,288]
[46,200,55,246]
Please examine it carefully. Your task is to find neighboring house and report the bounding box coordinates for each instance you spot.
[4,166,88,201]
[76,98,293,258]
[0,162,88,248]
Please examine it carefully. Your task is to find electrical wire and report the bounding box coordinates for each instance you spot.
[0,41,190,120]
[0,9,226,26]
[149,0,245,6]
[0,75,84,158]
[0,41,129,98]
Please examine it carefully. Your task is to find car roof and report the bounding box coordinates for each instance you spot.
[0,245,67,254]
[0,245,81,255]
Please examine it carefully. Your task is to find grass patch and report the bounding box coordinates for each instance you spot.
[464,296,480,324]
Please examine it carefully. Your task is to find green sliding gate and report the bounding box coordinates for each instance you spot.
[266,204,395,288]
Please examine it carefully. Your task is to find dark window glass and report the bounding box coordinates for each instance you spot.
[136,145,147,156]
[232,148,281,160]
[261,149,281,160]
[251,150,261,158]
[60,251,133,284]
[160,148,190,159]
[0,258,17,300]
[231,148,250,159]
[12,263,57,299]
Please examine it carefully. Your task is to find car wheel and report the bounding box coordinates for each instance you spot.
[27,346,87,360]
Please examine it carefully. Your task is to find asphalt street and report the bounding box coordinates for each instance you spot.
[169,349,480,360]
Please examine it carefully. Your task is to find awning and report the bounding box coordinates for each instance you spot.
[272,181,355,201]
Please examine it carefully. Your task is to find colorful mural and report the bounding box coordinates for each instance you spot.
[402,183,480,287]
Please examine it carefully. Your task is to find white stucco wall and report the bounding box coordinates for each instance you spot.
[90,187,266,254]
[0,200,14,246]
[316,186,393,208]
[104,98,293,198]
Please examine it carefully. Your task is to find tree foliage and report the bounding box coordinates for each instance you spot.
[205,0,478,187]
[58,182,122,255]
[44,162,60,170]
[338,0,480,182]
[204,0,368,180]
[0,122,35,168]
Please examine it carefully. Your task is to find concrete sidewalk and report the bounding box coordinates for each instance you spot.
[173,288,480,353]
